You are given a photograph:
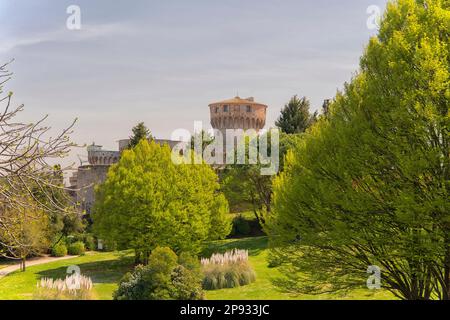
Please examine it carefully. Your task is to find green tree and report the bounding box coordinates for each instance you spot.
[0,196,51,271]
[266,0,449,300]
[220,131,302,223]
[275,96,316,134]
[93,140,231,262]
[128,122,152,149]
[32,165,84,248]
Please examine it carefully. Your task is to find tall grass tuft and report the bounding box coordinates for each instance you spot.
[34,273,94,300]
[201,249,256,290]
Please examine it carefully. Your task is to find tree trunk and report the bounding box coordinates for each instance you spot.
[444,234,450,300]
[134,249,141,265]
[21,257,26,272]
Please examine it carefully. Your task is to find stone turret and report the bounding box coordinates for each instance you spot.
[87,143,119,165]
[209,96,267,132]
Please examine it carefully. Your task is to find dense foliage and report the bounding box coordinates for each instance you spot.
[68,241,86,256]
[220,132,302,222]
[51,243,68,257]
[267,0,449,300]
[275,95,316,134]
[0,199,51,267]
[114,247,204,300]
[93,139,231,261]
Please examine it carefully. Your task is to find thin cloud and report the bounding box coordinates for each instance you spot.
[0,23,135,54]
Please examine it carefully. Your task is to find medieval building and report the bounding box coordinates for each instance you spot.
[208,96,267,132]
[70,96,268,214]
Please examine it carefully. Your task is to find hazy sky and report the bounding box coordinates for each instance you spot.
[0,0,387,167]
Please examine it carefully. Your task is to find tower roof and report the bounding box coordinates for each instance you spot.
[209,96,267,108]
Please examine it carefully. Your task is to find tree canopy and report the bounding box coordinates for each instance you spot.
[128,122,152,149]
[266,0,449,300]
[275,95,316,134]
[220,131,302,221]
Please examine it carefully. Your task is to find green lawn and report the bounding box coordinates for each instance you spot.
[0,251,134,300]
[0,237,395,300]
[202,237,394,300]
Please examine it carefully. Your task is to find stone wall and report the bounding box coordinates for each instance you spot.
[73,165,109,214]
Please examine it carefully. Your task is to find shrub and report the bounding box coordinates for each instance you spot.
[171,265,204,300]
[179,252,202,274]
[201,249,256,290]
[51,243,67,257]
[68,242,86,255]
[34,274,93,300]
[114,247,204,300]
[72,233,96,251]
[83,235,96,251]
[232,215,251,236]
[229,213,265,238]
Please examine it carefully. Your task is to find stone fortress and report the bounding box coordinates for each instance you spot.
[69,96,268,214]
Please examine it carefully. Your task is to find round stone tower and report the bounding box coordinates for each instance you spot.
[209,96,267,132]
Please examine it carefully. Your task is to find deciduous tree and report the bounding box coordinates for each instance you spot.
[266,0,449,300]
[0,61,77,265]
[93,140,231,262]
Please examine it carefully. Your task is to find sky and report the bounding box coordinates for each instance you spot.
[0,0,387,170]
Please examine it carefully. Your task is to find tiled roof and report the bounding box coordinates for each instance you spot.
[209,96,267,107]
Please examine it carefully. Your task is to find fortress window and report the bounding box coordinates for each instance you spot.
[215,106,219,113]
[246,105,251,112]
[223,105,229,112]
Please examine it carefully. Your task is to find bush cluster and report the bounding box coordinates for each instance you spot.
[69,233,96,251]
[114,247,204,300]
[201,249,256,290]
[68,241,86,256]
[51,243,67,257]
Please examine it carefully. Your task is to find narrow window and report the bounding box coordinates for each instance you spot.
[246,105,251,112]
[223,105,229,112]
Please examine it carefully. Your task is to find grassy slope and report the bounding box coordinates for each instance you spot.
[0,237,395,300]
[203,237,394,300]
[0,251,134,300]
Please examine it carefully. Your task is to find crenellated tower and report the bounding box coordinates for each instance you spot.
[209,96,267,132]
